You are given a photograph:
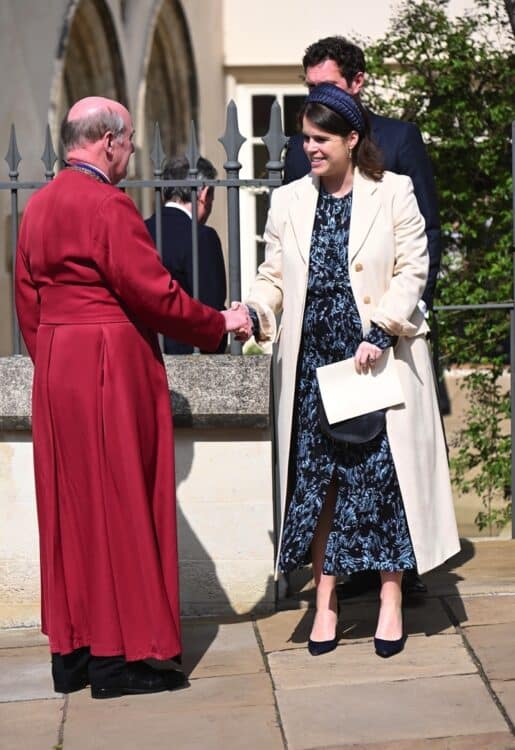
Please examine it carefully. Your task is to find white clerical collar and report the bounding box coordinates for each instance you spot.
[164,201,192,219]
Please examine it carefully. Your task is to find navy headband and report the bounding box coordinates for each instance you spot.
[305,83,366,135]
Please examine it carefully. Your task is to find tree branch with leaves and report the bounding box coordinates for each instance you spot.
[359,0,514,532]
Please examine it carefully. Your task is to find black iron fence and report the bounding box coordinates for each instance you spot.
[1,99,287,355]
[1,107,514,537]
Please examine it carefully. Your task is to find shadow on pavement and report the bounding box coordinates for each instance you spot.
[271,538,476,646]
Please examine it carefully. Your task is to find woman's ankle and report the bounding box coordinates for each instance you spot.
[379,572,403,605]
[315,588,338,613]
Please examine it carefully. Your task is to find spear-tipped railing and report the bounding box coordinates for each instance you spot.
[149,122,166,260]
[1,101,287,357]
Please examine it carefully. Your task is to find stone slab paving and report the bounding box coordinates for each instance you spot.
[0,698,64,750]
[492,680,515,727]
[0,645,58,702]
[464,622,515,681]
[2,540,515,748]
[63,673,283,750]
[268,634,476,691]
[275,674,508,749]
[324,733,515,749]
[180,619,265,678]
[256,609,314,652]
[255,598,454,654]
[423,540,515,596]
[445,593,515,627]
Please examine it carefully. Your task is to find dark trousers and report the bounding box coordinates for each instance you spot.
[51,647,126,692]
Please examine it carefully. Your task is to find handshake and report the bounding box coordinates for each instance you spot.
[221,302,254,342]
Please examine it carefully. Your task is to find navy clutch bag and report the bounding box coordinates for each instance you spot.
[318,399,386,444]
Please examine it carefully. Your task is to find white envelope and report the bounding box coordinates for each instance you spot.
[316,347,404,425]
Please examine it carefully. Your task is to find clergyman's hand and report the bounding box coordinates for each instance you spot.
[233,301,254,342]
[221,302,252,341]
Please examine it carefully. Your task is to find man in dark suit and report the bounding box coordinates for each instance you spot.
[285,37,437,596]
[284,35,440,312]
[146,156,227,354]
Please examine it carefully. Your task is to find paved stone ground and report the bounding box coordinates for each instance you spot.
[1,539,515,749]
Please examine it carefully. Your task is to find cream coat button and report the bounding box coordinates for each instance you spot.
[355,262,363,272]
[363,295,371,304]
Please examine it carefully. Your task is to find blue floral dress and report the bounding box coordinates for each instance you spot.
[278,188,416,576]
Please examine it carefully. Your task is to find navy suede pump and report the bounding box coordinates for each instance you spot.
[308,603,340,656]
[374,633,406,658]
[308,635,338,656]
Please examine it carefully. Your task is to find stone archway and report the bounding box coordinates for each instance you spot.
[50,0,127,153]
[140,0,198,170]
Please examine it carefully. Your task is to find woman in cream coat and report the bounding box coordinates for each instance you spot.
[245,84,460,658]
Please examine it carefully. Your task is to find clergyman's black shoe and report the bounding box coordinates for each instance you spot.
[91,661,188,700]
[54,675,89,694]
[52,647,90,694]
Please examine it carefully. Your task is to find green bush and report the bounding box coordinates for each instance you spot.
[360,0,514,531]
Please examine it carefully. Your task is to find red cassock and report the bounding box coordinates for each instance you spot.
[15,169,225,661]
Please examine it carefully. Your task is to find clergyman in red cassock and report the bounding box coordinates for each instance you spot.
[15,96,251,699]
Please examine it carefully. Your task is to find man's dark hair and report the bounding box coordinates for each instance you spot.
[163,156,217,203]
[302,36,366,86]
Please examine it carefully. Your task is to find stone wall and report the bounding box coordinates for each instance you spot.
[0,354,276,627]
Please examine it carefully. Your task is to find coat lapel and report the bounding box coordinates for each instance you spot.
[348,169,381,263]
[287,175,319,265]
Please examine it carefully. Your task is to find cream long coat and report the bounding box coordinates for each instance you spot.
[247,169,460,576]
